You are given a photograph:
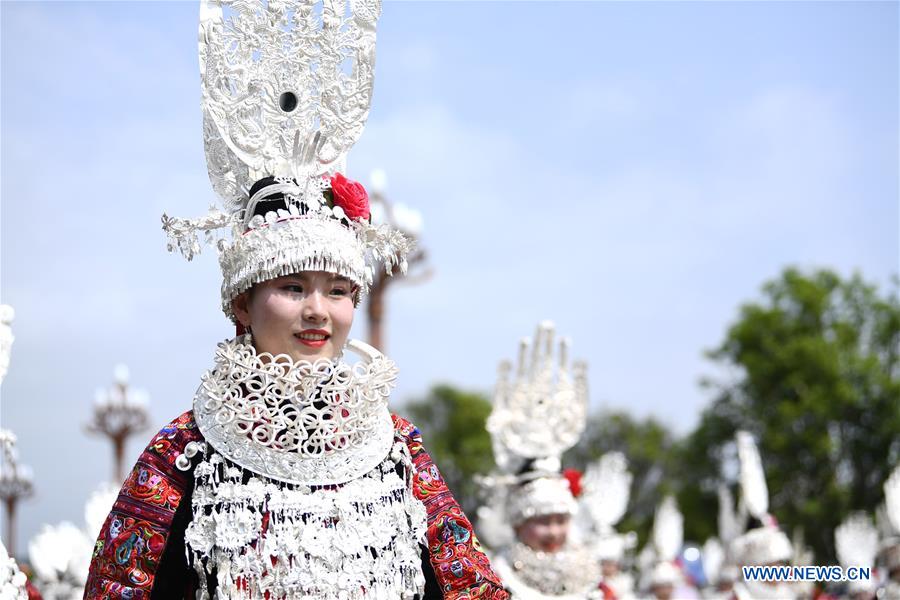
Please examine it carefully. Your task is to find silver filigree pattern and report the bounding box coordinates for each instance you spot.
[192,335,397,485]
[493,542,600,598]
[199,0,381,206]
[488,322,588,471]
[0,542,27,600]
[161,0,413,322]
[185,444,426,600]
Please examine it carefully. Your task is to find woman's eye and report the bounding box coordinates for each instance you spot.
[330,287,349,296]
[284,285,304,294]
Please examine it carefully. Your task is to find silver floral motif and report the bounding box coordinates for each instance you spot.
[162,0,412,322]
[488,321,588,472]
[199,0,380,206]
[185,444,426,600]
[192,335,397,485]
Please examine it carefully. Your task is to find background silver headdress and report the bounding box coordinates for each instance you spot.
[835,512,878,570]
[577,452,638,562]
[487,321,588,474]
[163,0,411,320]
[652,496,684,563]
[736,430,768,521]
[0,305,28,599]
[885,464,900,535]
[478,322,588,532]
[0,305,15,385]
[731,431,792,566]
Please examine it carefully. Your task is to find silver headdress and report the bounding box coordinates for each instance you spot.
[835,512,879,594]
[483,322,588,526]
[653,496,683,564]
[730,431,792,566]
[642,496,684,590]
[579,452,638,562]
[701,484,744,587]
[163,0,412,321]
[881,464,900,574]
[0,305,28,600]
[886,464,900,536]
[0,305,14,385]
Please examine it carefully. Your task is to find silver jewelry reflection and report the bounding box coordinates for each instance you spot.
[492,542,599,598]
[161,0,413,322]
[192,335,397,485]
[488,321,588,473]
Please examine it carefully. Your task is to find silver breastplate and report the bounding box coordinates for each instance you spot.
[184,443,427,600]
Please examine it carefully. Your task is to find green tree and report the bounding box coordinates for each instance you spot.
[684,268,900,562]
[400,384,495,517]
[566,410,680,548]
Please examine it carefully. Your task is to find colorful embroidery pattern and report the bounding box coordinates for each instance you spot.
[84,411,201,599]
[392,415,509,600]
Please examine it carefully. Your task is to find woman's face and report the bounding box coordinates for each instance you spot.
[232,271,355,363]
[515,513,571,553]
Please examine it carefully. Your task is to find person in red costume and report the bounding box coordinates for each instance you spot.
[83,1,507,598]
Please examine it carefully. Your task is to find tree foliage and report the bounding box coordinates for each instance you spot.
[684,268,900,561]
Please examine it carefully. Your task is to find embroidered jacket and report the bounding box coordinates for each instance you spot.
[84,411,507,600]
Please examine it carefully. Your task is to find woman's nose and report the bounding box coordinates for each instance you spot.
[302,291,327,322]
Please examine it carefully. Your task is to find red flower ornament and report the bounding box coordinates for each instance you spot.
[330,172,370,222]
[563,468,583,498]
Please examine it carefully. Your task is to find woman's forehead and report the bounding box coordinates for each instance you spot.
[275,271,351,283]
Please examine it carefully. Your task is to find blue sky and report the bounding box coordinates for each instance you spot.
[1,1,897,551]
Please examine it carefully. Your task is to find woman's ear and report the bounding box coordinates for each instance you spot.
[232,291,252,327]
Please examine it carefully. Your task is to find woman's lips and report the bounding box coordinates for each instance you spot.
[295,330,330,348]
[542,541,564,553]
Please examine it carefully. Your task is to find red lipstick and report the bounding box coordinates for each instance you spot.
[294,329,330,348]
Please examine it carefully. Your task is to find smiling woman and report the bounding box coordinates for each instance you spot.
[232,271,356,362]
[80,1,507,598]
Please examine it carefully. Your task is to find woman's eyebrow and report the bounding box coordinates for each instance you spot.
[331,275,352,285]
[280,273,309,283]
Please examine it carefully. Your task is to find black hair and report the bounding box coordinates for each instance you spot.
[746,516,765,530]
[248,176,292,218]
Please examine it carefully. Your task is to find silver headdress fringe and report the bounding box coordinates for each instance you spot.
[163,0,412,321]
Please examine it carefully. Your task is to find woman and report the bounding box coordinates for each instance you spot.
[83,0,506,598]
[478,322,601,599]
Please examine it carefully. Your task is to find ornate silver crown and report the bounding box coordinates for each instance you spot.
[480,322,588,530]
[163,0,411,321]
[488,321,588,473]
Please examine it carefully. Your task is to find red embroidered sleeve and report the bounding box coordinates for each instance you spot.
[392,415,509,600]
[83,411,202,600]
